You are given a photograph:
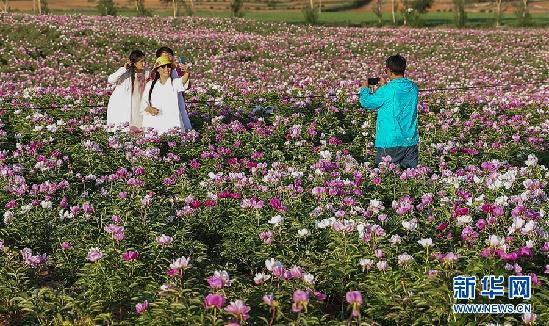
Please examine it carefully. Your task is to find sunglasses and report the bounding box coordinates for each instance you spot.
[158,64,172,69]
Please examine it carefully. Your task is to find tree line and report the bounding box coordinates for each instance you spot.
[0,0,535,27]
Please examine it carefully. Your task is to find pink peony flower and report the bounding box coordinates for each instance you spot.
[314,291,327,301]
[135,300,148,314]
[225,299,251,321]
[522,312,537,324]
[346,291,363,317]
[87,247,103,262]
[259,230,273,245]
[156,234,173,246]
[60,242,72,250]
[262,294,275,307]
[122,250,139,262]
[204,293,225,310]
[292,290,309,313]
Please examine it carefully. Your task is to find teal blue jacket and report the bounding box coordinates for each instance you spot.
[359,78,419,148]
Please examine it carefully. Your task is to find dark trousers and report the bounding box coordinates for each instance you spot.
[375,145,418,169]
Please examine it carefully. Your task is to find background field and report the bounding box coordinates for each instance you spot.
[4,0,549,26]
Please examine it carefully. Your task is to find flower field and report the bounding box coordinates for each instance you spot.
[0,14,548,325]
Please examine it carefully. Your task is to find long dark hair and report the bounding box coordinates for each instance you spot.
[128,50,145,94]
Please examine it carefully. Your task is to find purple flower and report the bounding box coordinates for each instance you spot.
[292,290,309,313]
[207,276,224,289]
[122,250,139,262]
[269,197,287,212]
[263,294,275,307]
[259,230,273,245]
[346,291,363,317]
[60,242,72,250]
[156,234,173,246]
[204,293,226,310]
[314,291,327,301]
[374,249,384,258]
[87,247,103,262]
[207,270,232,288]
[135,300,148,314]
[21,248,48,268]
[522,312,537,324]
[289,266,303,279]
[518,246,532,258]
[428,270,439,278]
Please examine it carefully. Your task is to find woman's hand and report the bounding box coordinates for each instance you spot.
[145,106,160,116]
[177,63,190,73]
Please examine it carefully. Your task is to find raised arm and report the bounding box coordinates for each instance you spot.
[359,85,388,110]
[173,76,190,93]
[107,67,128,85]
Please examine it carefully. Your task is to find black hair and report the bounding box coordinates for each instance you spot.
[128,50,145,94]
[386,54,406,75]
[155,46,174,58]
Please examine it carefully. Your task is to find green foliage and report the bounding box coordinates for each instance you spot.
[412,0,433,14]
[96,0,117,16]
[372,0,383,26]
[230,0,245,18]
[267,0,279,10]
[514,0,531,26]
[453,0,467,27]
[40,0,50,15]
[401,0,433,27]
[302,5,320,25]
[136,0,152,17]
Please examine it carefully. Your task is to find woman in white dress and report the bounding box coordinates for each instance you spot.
[106,50,149,132]
[141,56,190,135]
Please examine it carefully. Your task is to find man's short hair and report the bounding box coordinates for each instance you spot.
[386,54,406,75]
[156,46,174,58]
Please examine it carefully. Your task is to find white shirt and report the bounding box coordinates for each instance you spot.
[141,77,189,135]
[106,67,149,129]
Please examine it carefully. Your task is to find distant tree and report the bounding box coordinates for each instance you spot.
[182,0,195,16]
[41,0,49,14]
[160,0,191,17]
[391,0,398,25]
[302,0,319,24]
[230,0,245,17]
[129,0,151,16]
[514,0,530,26]
[267,0,279,10]
[494,0,513,27]
[401,0,411,25]
[410,0,433,26]
[89,0,117,16]
[373,0,383,26]
[453,0,467,27]
[1,0,8,13]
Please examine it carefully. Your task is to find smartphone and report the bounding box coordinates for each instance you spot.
[367,77,380,86]
[178,56,187,64]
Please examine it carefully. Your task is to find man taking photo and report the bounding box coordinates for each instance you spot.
[359,54,419,169]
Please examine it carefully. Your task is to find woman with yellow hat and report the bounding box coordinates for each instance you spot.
[107,50,149,132]
[141,56,190,135]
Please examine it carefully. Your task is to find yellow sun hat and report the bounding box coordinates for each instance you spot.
[153,56,175,70]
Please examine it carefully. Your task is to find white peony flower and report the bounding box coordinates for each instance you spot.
[418,238,433,248]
